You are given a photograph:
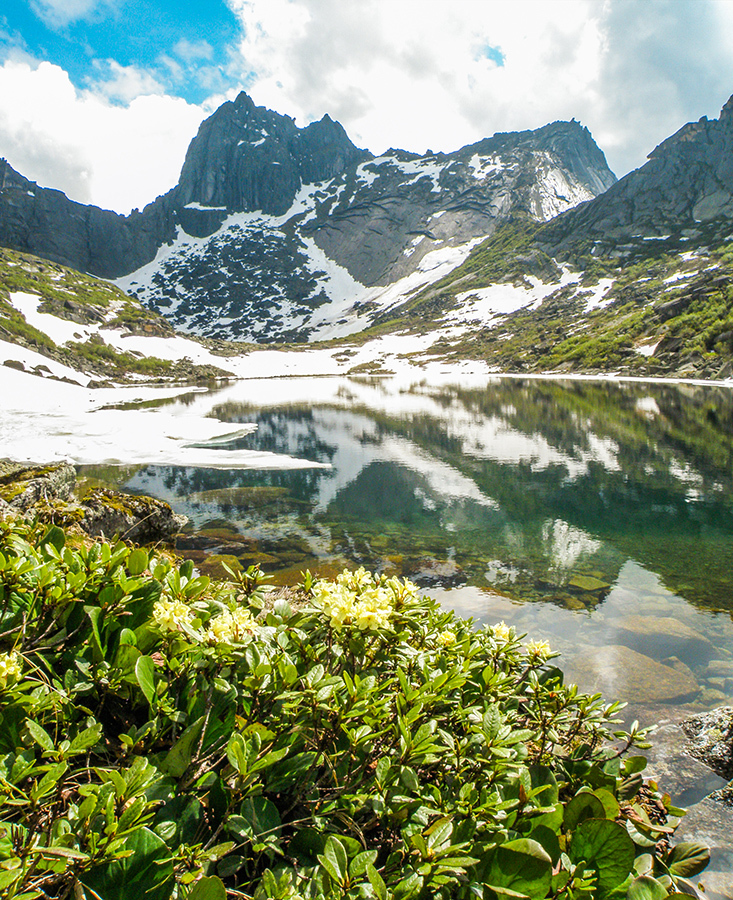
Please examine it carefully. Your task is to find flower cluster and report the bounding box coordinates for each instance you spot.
[491,621,514,643]
[0,651,22,689]
[206,607,258,644]
[153,597,196,634]
[437,630,457,647]
[525,639,552,662]
[312,568,418,632]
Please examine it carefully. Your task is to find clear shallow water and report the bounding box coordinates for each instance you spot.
[80,376,733,717]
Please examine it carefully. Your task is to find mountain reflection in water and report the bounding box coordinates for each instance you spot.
[80,376,733,711]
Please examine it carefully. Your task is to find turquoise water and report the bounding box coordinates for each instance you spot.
[81,376,733,714]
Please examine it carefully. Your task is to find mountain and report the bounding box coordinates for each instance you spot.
[391,95,733,381]
[0,91,615,342]
[538,95,733,258]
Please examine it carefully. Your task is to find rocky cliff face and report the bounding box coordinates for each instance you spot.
[540,95,733,256]
[0,159,171,279]
[0,91,616,341]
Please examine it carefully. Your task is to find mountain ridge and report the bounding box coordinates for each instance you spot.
[0,92,616,341]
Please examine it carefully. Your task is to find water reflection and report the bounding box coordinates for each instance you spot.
[81,376,733,709]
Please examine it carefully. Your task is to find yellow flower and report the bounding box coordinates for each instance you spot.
[153,597,195,634]
[525,639,552,662]
[437,630,456,647]
[313,570,398,631]
[206,607,258,643]
[0,651,22,689]
[492,621,513,643]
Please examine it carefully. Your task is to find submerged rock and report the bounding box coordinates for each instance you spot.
[615,615,715,666]
[405,558,466,588]
[569,644,699,703]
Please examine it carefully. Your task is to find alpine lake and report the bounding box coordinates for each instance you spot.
[79,373,733,722]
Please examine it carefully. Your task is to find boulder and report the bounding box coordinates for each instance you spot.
[0,463,76,510]
[405,558,466,588]
[681,706,733,781]
[614,615,715,666]
[81,488,188,544]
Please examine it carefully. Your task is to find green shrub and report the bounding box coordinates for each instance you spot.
[0,521,708,899]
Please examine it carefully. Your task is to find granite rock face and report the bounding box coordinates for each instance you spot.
[174,92,368,215]
[540,94,733,255]
[0,160,173,279]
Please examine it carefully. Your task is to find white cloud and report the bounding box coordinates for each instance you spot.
[90,59,166,103]
[0,60,207,212]
[173,38,215,63]
[30,0,117,28]
[225,0,733,176]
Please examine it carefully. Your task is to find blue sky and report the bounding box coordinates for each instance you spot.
[1,1,733,214]
[2,0,242,103]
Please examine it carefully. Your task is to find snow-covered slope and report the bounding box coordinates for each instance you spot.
[114,117,615,343]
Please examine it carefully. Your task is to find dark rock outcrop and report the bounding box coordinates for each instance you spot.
[174,92,369,214]
[0,159,173,279]
[540,94,733,255]
[0,91,368,281]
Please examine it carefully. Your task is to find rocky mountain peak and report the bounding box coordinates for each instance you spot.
[173,90,369,215]
[539,93,733,256]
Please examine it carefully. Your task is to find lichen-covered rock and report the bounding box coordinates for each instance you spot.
[81,488,188,544]
[0,463,76,511]
[682,706,733,781]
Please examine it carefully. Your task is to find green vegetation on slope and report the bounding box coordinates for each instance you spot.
[0,519,709,899]
[408,216,733,379]
[0,247,234,383]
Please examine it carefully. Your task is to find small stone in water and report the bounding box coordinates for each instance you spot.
[568,574,611,592]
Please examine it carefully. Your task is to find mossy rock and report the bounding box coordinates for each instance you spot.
[568,574,611,592]
[0,463,76,510]
[81,488,188,544]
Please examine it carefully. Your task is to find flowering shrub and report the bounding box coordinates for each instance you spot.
[0,520,710,899]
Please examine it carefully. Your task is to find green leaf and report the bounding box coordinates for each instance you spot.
[189,876,227,900]
[128,548,149,577]
[68,724,103,756]
[564,792,607,830]
[318,835,348,886]
[484,838,553,897]
[667,841,711,877]
[160,716,205,778]
[42,525,65,553]
[627,875,670,900]
[25,720,54,752]
[238,796,281,841]
[81,826,174,900]
[135,655,156,708]
[527,824,561,866]
[569,819,635,891]
[350,850,378,878]
[593,788,620,821]
[367,863,388,900]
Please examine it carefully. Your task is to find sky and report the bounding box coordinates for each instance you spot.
[2,0,733,215]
